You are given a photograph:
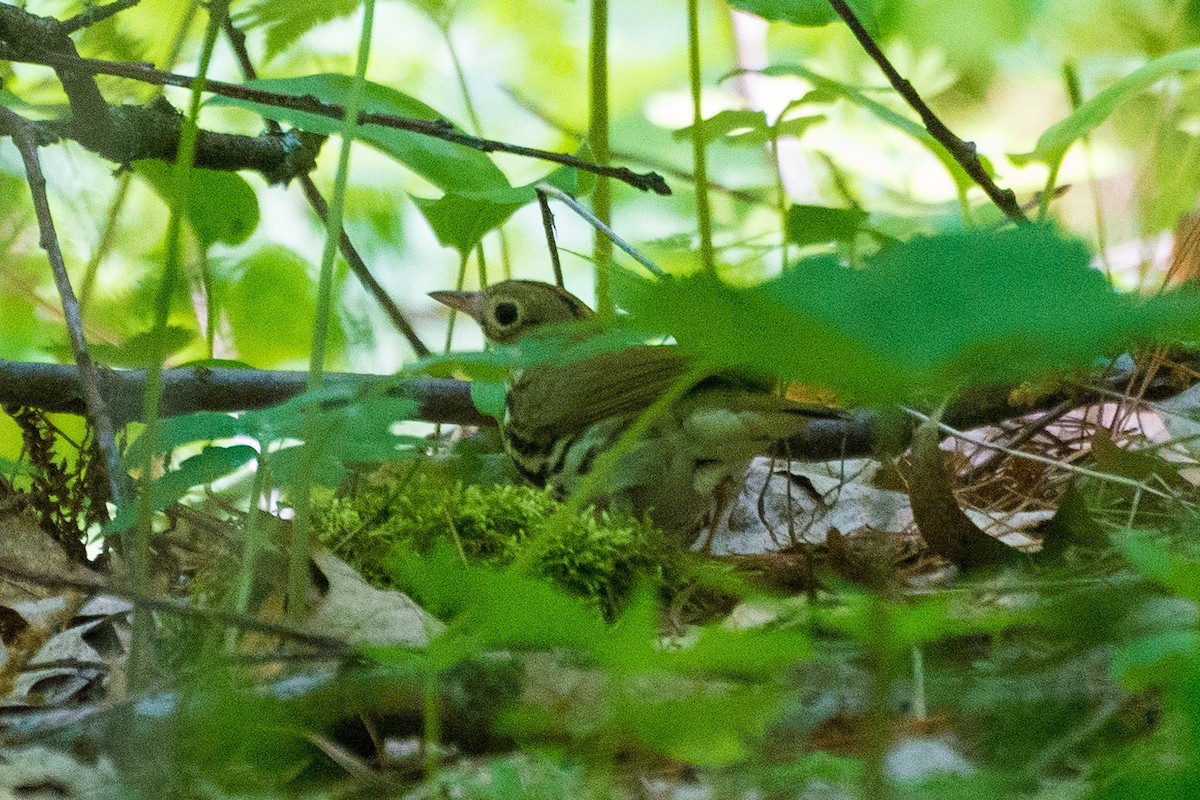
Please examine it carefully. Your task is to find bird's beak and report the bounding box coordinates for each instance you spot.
[429,289,485,321]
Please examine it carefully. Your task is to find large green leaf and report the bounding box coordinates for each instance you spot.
[210,245,343,369]
[210,75,584,254]
[133,160,260,247]
[208,75,511,195]
[614,225,1200,403]
[1012,48,1200,166]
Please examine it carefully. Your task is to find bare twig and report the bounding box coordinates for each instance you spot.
[57,0,141,35]
[0,558,352,654]
[536,188,564,287]
[824,0,1028,224]
[0,107,125,507]
[0,4,322,184]
[504,85,763,205]
[535,183,665,277]
[1,47,671,195]
[0,360,490,428]
[222,17,431,358]
[4,352,1198,465]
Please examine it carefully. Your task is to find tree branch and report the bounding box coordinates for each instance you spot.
[825,0,1028,224]
[2,48,671,195]
[0,108,125,506]
[221,16,431,358]
[2,355,1193,463]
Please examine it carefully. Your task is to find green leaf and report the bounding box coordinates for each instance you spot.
[1116,530,1200,603]
[87,326,196,368]
[614,225,1200,404]
[726,0,878,32]
[469,380,507,421]
[208,75,511,196]
[726,114,826,147]
[235,0,362,61]
[124,411,247,466]
[1012,47,1200,166]
[105,444,258,535]
[411,192,525,257]
[211,245,343,368]
[133,160,260,247]
[673,109,768,146]
[786,204,869,246]
[760,64,982,193]
[388,544,608,651]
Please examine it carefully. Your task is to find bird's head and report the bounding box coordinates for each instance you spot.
[430,280,596,344]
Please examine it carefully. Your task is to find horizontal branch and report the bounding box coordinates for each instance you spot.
[0,360,489,429]
[3,355,1193,462]
[36,98,325,184]
[3,48,670,195]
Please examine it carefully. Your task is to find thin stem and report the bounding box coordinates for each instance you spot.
[78,172,130,312]
[1063,62,1112,279]
[589,0,613,315]
[290,0,378,622]
[0,109,123,509]
[688,0,716,272]
[132,0,229,691]
[6,48,671,196]
[537,189,564,287]
[536,183,665,276]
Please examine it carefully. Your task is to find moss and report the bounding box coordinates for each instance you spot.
[313,467,671,618]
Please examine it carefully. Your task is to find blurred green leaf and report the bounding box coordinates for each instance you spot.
[1116,530,1200,603]
[235,0,362,61]
[615,225,1200,403]
[124,411,247,465]
[89,326,196,368]
[727,0,878,32]
[211,245,343,368]
[673,109,769,145]
[786,204,869,245]
[133,160,260,247]
[1012,47,1200,166]
[105,444,258,534]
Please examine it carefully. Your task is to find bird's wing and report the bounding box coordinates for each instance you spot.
[508,345,696,437]
[508,345,845,439]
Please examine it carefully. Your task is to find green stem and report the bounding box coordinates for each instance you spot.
[132,0,229,692]
[442,26,511,281]
[688,0,715,273]
[289,0,377,622]
[861,593,894,800]
[771,132,789,271]
[1038,158,1061,223]
[589,0,613,315]
[79,1,199,315]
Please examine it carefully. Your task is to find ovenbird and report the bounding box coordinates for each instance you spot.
[431,280,843,540]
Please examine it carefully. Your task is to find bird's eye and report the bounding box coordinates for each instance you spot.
[494,301,519,326]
